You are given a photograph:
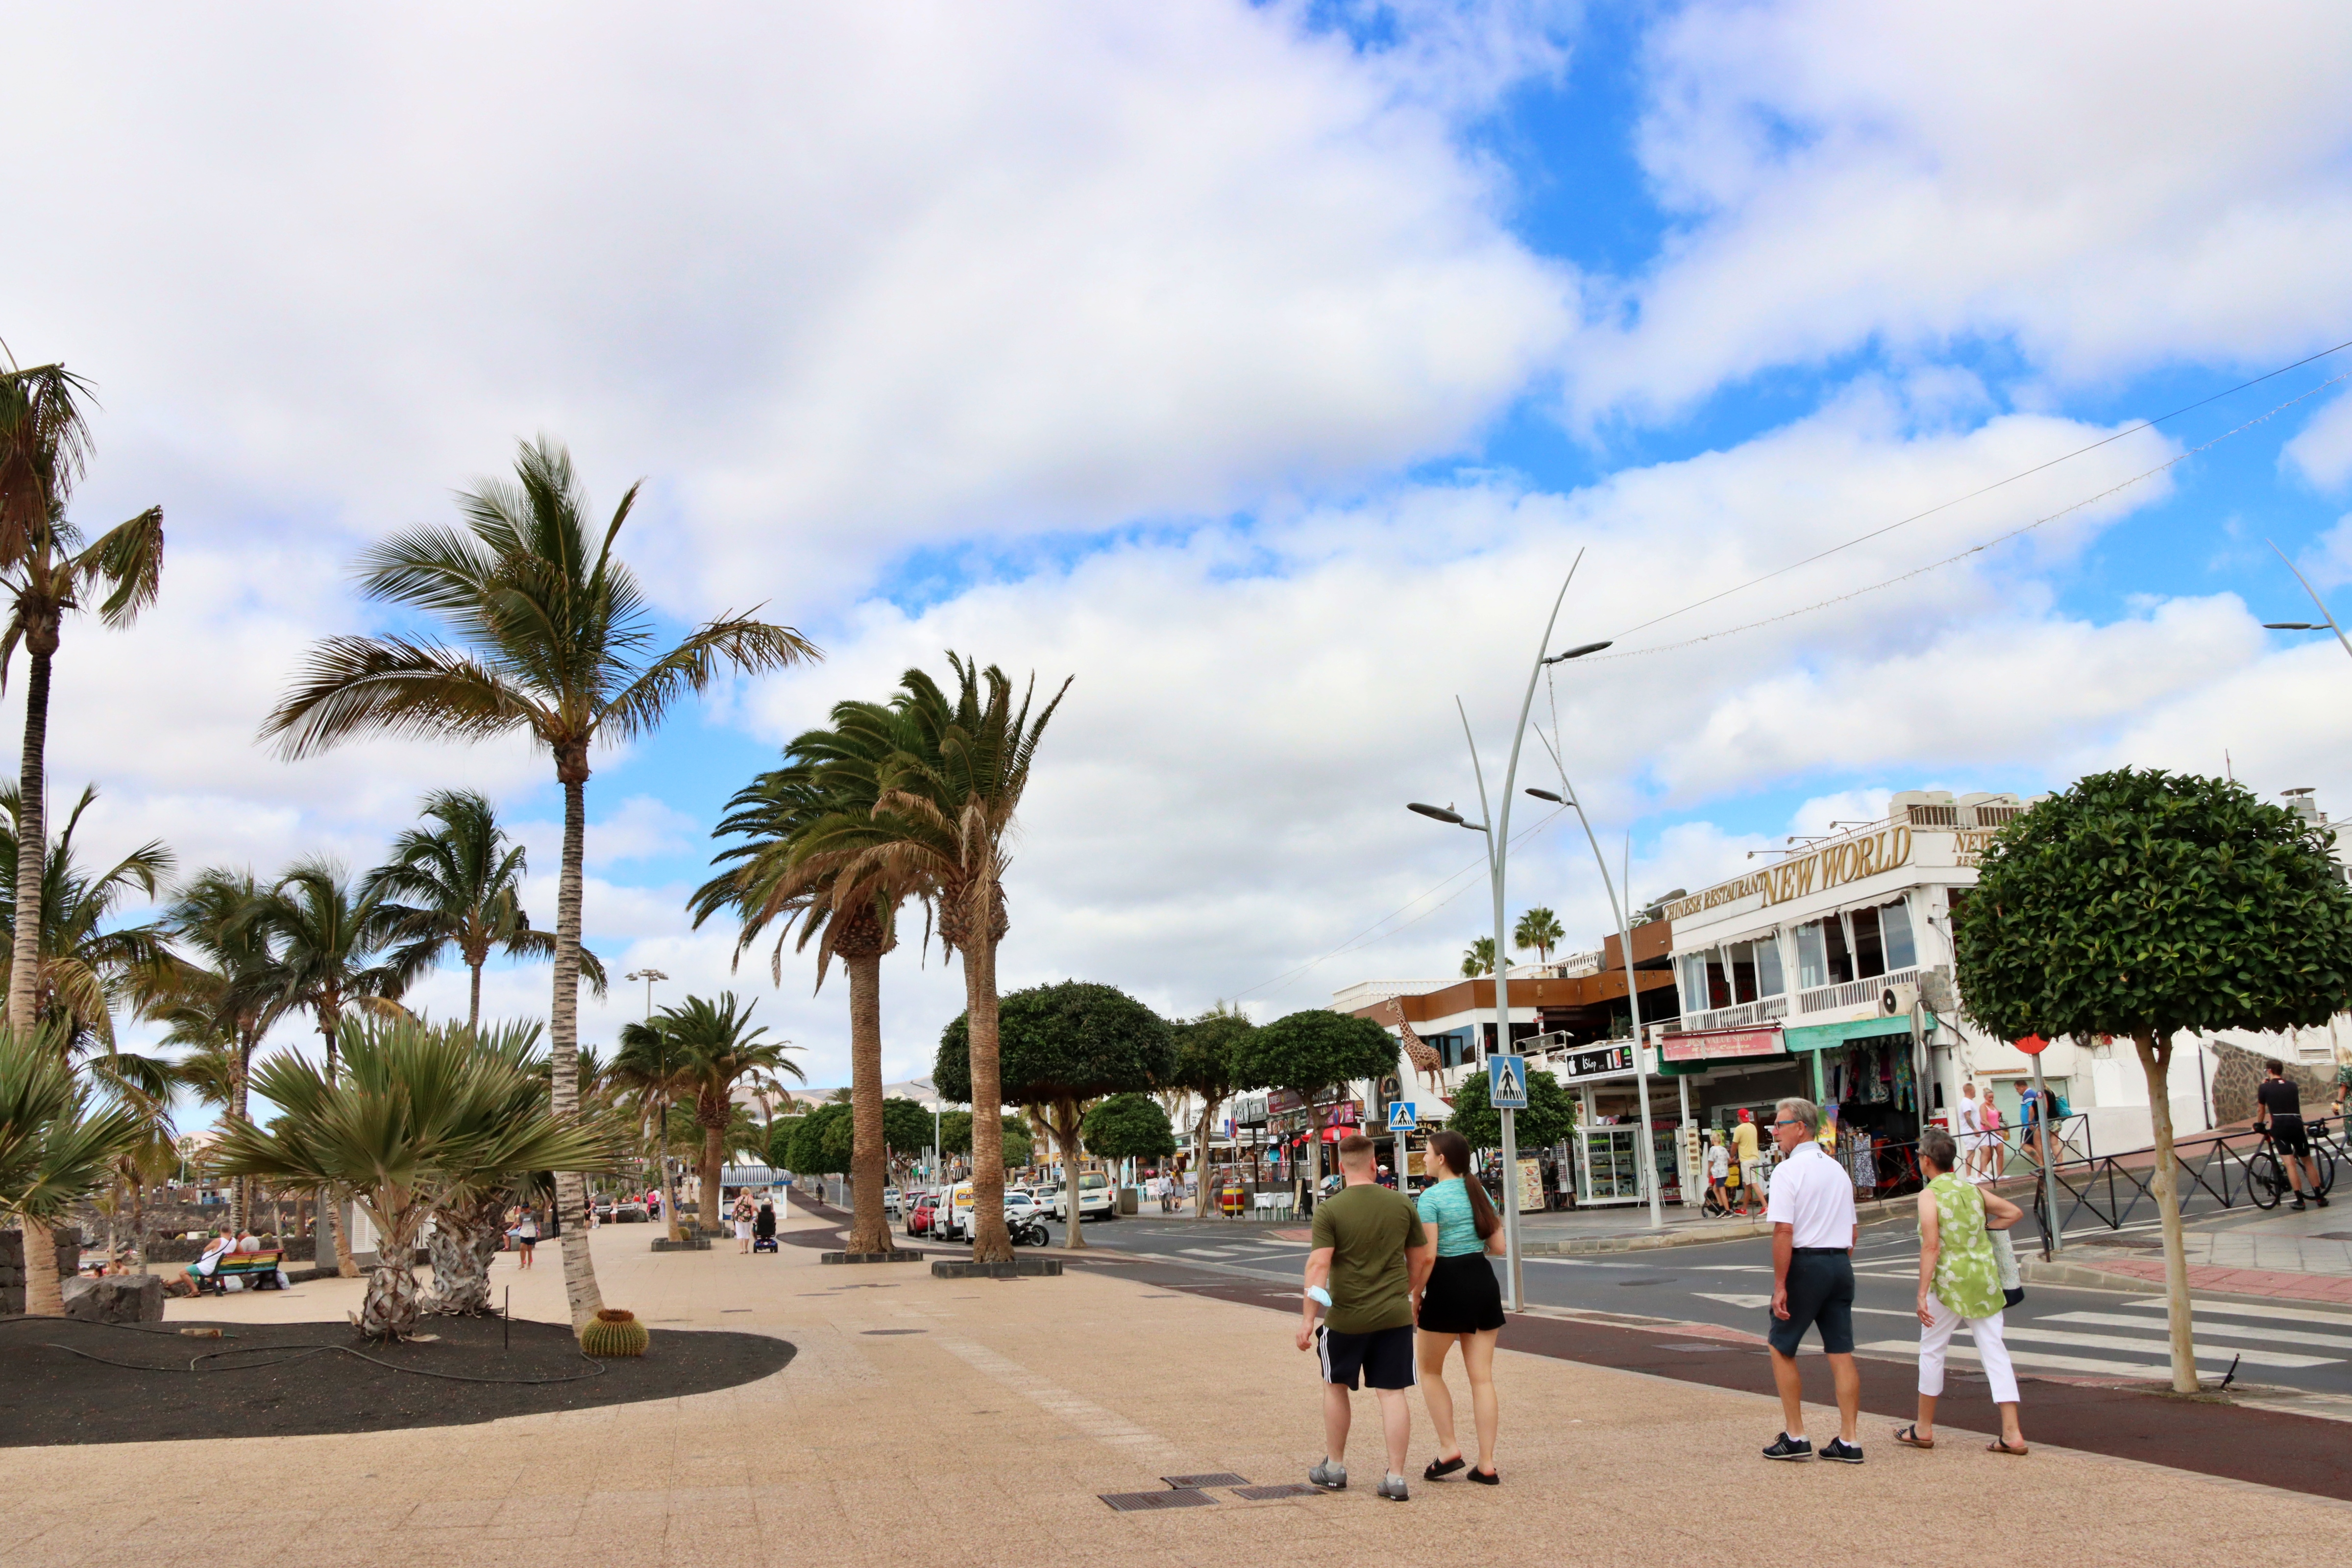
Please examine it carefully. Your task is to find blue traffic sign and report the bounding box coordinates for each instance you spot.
[1387,1101,1418,1132]
[1487,1054,1528,1109]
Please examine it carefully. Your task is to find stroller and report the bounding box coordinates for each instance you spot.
[752,1200,779,1253]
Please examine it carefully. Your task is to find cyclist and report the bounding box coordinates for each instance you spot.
[2254,1059,2328,1212]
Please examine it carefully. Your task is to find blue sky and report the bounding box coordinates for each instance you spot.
[15,1,2352,1104]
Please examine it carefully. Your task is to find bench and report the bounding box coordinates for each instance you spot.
[193,1250,285,1296]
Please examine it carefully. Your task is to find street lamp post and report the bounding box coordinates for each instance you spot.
[625,968,670,1220]
[1405,561,1607,1310]
[2261,538,2352,662]
[1526,773,1665,1229]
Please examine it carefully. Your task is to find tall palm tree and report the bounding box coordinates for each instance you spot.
[0,784,175,1059]
[364,788,607,1028]
[261,437,819,1332]
[692,701,926,1256]
[144,869,286,1231]
[612,1018,696,1241]
[248,857,416,1276]
[645,992,803,1228]
[1514,906,1564,967]
[786,656,1067,1263]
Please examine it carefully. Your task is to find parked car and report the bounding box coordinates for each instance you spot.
[1002,1191,1039,1221]
[883,1187,904,1216]
[1049,1172,1118,1223]
[906,1193,941,1237]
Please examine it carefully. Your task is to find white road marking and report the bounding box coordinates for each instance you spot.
[1858,1339,2170,1378]
[2122,1297,2352,1329]
[1992,1325,2334,1369]
[1693,1292,1772,1310]
[2046,1310,2352,1352]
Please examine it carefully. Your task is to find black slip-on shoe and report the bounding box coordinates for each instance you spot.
[1423,1455,1466,1481]
[1761,1434,1813,1461]
[1819,1438,1865,1465]
[1467,1466,1500,1486]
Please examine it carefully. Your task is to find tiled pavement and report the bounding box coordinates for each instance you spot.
[6,1206,2352,1567]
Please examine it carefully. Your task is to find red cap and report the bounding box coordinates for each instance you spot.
[1738,1108,1753,1122]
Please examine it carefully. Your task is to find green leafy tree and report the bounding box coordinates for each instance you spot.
[1168,1003,1258,1216]
[937,981,1171,1249]
[1081,1092,1176,1164]
[935,1109,1033,1171]
[1513,906,1564,965]
[211,1015,618,1340]
[1956,767,2352,1392]
[766,1115,804,1172]
[1445,1066,1576,1154]
[1460,936,1495,978]
[0,1022,145,1259]
[881,1097,934,1174]
[366,789,606,1029]
[789,1101,855,1177]
[262,436,819,1333]
[1231,1008,1397,1197]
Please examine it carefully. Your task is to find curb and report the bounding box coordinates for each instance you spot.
[931,1257,1063,1278]
[821,1250,927,1265]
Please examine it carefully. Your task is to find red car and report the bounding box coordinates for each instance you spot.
[906,1193,941,1237]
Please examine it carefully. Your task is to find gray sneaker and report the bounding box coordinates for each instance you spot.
[1307,1459,1347,1491]
[1376,1473,1410,1502]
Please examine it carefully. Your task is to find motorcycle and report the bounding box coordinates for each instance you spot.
[1007,1211,1052,1248]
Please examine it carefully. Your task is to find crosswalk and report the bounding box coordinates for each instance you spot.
[1858,1295,2352,1381]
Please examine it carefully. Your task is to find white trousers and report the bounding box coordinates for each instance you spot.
[1918,1295,2019,1405]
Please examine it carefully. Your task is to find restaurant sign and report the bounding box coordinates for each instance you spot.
[1664,827,1914,922]
[1659,1026,1785,1065]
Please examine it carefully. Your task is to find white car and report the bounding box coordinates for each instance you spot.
[882,1187,903,1216]
[1002,1191,1039,1221]
[1049,1172,1118,1222]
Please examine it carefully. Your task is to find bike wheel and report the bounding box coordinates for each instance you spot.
[2250,1151,2283,1209]
[2316,1147,2337,1198]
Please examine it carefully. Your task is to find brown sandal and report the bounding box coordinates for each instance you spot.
[1985,1440,2029,1456]
[1893,1424,1934,1449]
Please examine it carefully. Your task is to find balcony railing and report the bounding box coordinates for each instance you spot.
[1683,995,1790,1032]
[1796,966,1920,1015]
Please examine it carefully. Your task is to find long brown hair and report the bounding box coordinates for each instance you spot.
[1426,1129,1500,1241]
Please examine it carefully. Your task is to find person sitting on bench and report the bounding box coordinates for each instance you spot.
[173,1229,233,1296]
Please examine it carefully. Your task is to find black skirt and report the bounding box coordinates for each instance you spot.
[1419,1250,1506,1334]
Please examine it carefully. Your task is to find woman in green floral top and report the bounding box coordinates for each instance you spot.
[1894,1127,2029,1455]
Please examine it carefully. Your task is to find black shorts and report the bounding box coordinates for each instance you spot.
[2272,1117,2312,1158]
[1318,1323,1417,1390]
[1418,1252,1507,1335]
[1768,1250,1855,1357]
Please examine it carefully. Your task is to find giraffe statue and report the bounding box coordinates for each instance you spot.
[1388,998,1445,1093]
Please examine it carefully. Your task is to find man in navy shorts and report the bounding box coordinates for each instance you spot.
[1298,1134,1435,1501]
[1762,1097,1862,1463]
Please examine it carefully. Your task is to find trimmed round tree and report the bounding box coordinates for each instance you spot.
[1168,1004,1258,1216]
[1955,767,2352,1393]
[1232,1008,1399,1200]
[1081,1093,1177,1176]
[937,981,1173,1249]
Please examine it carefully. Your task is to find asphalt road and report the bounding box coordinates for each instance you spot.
[1029,1212,2352,1397]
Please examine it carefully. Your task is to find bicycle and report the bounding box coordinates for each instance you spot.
[2248,1117,2337,1209]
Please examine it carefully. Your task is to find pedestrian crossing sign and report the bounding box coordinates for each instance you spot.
[1488,1054,1528,1109]
[1387,1101,1418,1132]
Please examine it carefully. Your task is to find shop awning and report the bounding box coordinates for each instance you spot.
[1782,1013,1938,1053]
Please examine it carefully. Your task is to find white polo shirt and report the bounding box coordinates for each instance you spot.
[1764,1141,1856,1250]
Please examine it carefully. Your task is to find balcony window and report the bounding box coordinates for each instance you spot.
[1676,954,1709,1013]
[1880,898,1917,971]
[1704,952,1732,1009]
[1729,943,1758,1004]
[1796,921,1827,989]
[1754,935,1786,997]
[1851,905,1886,980]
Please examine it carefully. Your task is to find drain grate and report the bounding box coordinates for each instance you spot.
[1100,1489,1214,1513]
[860,1328,927,1335]
[1162,1473,1248,1489]
[1660,1342,1731,1352]
[1230,1484,1322,1501]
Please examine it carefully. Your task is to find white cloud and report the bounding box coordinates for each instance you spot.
[1567,1,2352,418]
[2295,515,2352,592]
[2285,394,2352,492]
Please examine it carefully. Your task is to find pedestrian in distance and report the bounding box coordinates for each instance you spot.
[734,1191,757,1252]
[1297,1132,1436,1502]
[2018,1082,2044,1168]
[1732,1108,1761,1216]
[1895,1127,2028,1456]
[1413,1128,1507,1485]
[1761,1096,1863,1464]
[1957,1081,1985,1182]
[511,1207,538,1269]
[2255,1058,2328,1211]
[1980,1093,2005,1179]
[1705,1129,1731,1216]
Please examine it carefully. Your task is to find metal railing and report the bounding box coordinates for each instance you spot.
[2026,1116,2336,1252]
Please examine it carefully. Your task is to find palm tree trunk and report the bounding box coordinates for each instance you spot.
[231,1033,254,1234]
[13,642,63,1319]
[549,768,604,1332]
[846,949,891,1254]
[425,1193,505,1315]
[467,960,483,1031]
[964,929,1013,1263]
[358,1211,424,1341]
[700,1108,726,1231]
[318,1013,359,1279]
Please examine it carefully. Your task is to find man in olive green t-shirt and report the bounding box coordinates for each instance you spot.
[1298,1134,1434,1500]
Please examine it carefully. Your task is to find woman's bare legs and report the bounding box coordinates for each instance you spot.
[1461,1327,1500,1473]
[1416,1330,1462,1461]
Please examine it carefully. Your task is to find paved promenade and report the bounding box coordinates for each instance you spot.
[7,1205,2351,1567]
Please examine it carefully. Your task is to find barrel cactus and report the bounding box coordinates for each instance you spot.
[581,1307,650,1357]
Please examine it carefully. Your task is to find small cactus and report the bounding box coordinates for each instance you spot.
[580,1307,650,1357]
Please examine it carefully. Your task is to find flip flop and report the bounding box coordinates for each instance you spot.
[1985,1440,2029,1456]
[1893,1424,1934,1450]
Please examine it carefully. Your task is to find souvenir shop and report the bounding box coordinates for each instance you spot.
[1785,1018,1926,1200]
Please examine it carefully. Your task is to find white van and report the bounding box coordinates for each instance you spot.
[1049,1172,1118,1223]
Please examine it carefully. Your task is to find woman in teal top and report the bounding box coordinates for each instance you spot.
[1411,1130,1507,1484]
[1895,1127,2028,1456]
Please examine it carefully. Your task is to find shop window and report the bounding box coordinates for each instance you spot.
[1851,906,1886,980]
[1880,899,1916,971]
[1796,921,1828,989]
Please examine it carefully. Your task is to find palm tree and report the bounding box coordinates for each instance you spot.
[365,788,607,1028]
[422,1019,562,1317]
[0,784,175,1058]
[786,656,1067,1263]
[612,1019,695,1241]
[1514,906,1564,967]
[0,361,164,1044]
[0,1022,146,1281]
[210,1015,617,1340]
[248,857,416,1276]
[637,992,803,1228]
[1460,935,1496,978]
[692,701,926,1256]
[261,436,819,1332]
